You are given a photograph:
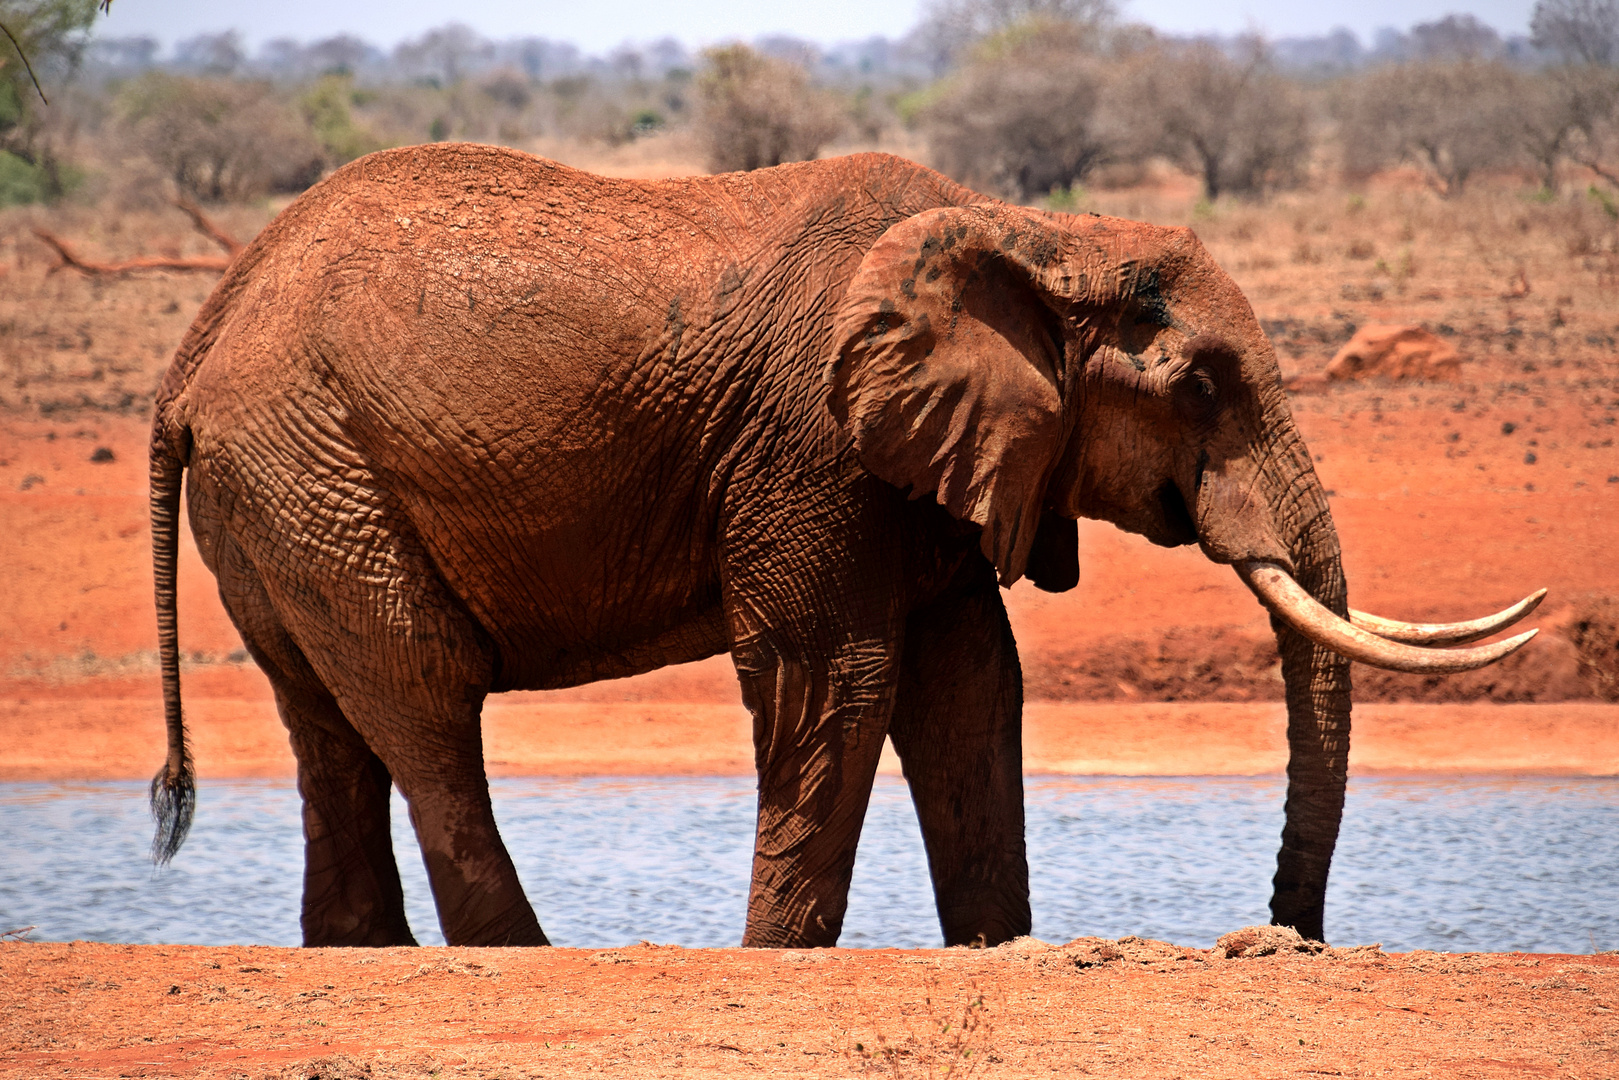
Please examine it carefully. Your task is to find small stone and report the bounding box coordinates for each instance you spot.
[90,447,115,463]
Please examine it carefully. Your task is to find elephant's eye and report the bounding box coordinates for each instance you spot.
[1176,366,1220,417]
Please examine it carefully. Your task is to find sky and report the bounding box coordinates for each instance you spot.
[95,0,1538,54]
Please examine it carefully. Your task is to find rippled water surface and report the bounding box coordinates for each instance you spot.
[3,776,1614,952]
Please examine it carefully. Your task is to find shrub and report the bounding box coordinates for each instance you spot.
[922,19,1121,200]
[0,149,47,204]
[299,74,385,167]
[694,44,843,172]
[120,73,324,201]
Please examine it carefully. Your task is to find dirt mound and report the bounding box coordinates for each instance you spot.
[1324,324,1463,382]
[1215,925,1322,957]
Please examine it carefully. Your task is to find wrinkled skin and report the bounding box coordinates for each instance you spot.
[151,145,1350,949]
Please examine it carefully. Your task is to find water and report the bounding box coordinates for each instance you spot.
[3,776,1614,953]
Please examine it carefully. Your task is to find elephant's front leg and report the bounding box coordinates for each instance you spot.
[730,628,900,947]
[887,557,1031,947]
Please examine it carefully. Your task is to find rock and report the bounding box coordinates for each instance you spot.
[1215,924,1325,958]
[1324,324,1462,382]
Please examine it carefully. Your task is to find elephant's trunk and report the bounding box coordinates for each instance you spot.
[1234,424,1541,940]
[1267,495,1351,942]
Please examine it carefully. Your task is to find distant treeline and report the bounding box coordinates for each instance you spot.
[74,5,1586,86]
[2,0,1618,207]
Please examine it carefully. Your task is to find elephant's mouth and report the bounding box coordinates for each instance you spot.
[1155,481,1199,546]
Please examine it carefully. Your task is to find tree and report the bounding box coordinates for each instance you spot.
[1340,61,1523,196]
[910,0,1115,73]
[1511,65,1619,189]
[1409,14,1504,60]
[393,23,493,88]
[923,19,1121,200]
[1531,0,1619,65]
[694,45,842,173]
[1528,0,1619,191]
[1116,41,1310,200]
[0,0,98,198]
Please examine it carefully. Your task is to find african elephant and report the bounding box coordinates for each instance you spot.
[148,144,1540,948]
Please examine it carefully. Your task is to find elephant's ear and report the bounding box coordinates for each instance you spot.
[825,205,1076,586]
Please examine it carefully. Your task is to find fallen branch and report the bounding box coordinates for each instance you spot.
[173,197,244,256]
[34,199,244,276]
[34,229,233,276]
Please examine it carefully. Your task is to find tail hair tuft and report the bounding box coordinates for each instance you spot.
[149,748,195,865]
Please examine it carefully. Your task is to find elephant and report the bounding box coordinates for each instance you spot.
[147,144,1542,949]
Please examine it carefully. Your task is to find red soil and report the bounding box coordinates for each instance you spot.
[2,939,1614,1079]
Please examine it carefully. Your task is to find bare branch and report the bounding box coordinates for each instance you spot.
[0,19,48,105]
[173,198,245,256]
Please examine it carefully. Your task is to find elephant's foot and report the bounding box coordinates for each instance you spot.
[935,886,1032,948]
[740,914,842,950]
[303,907,419,948]
[442,903,551,948]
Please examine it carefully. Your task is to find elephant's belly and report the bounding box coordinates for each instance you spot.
[487,603,731,693]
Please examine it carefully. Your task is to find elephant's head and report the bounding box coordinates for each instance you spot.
[824,203,1542,940]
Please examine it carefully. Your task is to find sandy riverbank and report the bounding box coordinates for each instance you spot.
[4,687,1615,780]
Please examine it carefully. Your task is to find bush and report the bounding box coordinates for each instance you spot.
[694,44,843,172]
[119,73,324,201]
[0,149,47,204]
[922,19,1121,200]
[299,74,385,167]
[0,0,100,197]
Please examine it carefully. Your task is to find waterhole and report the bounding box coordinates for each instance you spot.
[3,776,1614,952]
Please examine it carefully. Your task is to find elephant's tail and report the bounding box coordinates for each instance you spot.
[148,424,194,864]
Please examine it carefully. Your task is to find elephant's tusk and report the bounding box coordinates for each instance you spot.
[1348,589,1547,646]
[1235,561,1538,674]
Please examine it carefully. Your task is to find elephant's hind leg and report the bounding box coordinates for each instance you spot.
[247,517,545,945]
[282,682,418,946]
[288,602,548,947]
[212,539,415,946]
[887,559,1031,947]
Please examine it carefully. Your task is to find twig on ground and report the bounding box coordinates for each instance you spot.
[33,201,244,276]
[1,925,37,940]
[33,230,233,275]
